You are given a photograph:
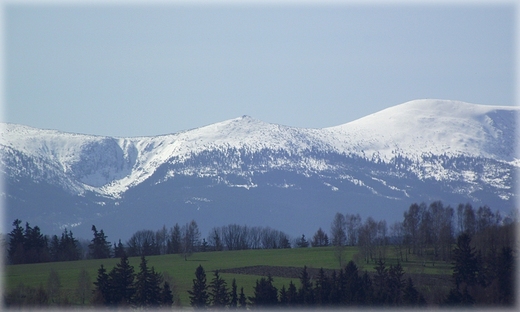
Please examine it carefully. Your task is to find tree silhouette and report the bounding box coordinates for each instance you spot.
[452,233,479,289]
[161,281,174,307]
[134,256,162,307]
[209,270,229,308]
[249,275,278,307]
[188,265,209,309]
[88,225,111,259]
[109,254,135,306]
[229,278,238,309]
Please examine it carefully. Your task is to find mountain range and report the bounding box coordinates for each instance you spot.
[1,99,518,241]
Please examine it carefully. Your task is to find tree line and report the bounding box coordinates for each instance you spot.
[5,217,297,265]
[6,201,515,266]
[187,260,426,309]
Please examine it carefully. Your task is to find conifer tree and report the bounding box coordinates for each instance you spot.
[23,222,48,263]
[278,285,288,307]
[114,239,125,258]
[209,270,229,308]
[49,235,60,262]
[402,277,425,306]
[109,254,135,306]
[93,264,110,305]
[89,225,111,259]
[296,234,309,248]
[147,267,162,306]
[312,227,329,247]
[287,280,298,306]
[134,255,162,307]
[343,260,361,305]
[8,219,25,264]
[229,278,238,309]
[314,268,330,306]
[298,266,314,305]
[452,233,479,289]
[188,265,209,309]
[161,281,174,307]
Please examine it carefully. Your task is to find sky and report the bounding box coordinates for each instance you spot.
[2,1,517,137]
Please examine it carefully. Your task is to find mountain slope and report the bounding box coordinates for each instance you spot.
[1,99,518,239]
[327,99,518,161]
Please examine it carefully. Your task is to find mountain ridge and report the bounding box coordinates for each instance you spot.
[1,99,518,238]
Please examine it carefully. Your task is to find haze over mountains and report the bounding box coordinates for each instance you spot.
[1,99,518,240]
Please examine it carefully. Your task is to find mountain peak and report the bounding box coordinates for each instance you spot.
[327,99,519,161]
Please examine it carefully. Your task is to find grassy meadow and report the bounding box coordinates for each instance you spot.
[3,246,453,307]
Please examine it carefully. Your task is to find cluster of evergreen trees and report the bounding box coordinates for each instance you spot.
[6,220,114,264]
[92,254,174,308]
[188,260,426,309]
[48,228,80,262]
[7,219,50,264]
[444,232,515,306]
[188,266,247,309]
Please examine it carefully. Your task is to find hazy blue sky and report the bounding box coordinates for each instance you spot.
[3,2,516,137]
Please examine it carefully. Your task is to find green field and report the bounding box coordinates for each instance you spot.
[3,247,453,307]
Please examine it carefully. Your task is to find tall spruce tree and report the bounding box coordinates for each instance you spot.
[161,281,174,307]
[314,268,330,306]
[109,254,135,306]
[188,265,209,309]
[452,233,479,289]
[134,256,162,307]
[229,278,238,309]
[279,285,289,307]
[209,270,229,308]
[89,225,111,259]
[8,219,25,264]
[92,264,111,305]
[23,222,48,264]
[298,266,314,305]
[287,280,298,306]
[343,260,361,305]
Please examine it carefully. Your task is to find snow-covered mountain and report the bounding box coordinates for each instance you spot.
[1,99,518,240]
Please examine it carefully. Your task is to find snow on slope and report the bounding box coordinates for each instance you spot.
[2,99,518,199]
[326,99,519,161]
[98,116,336,197]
